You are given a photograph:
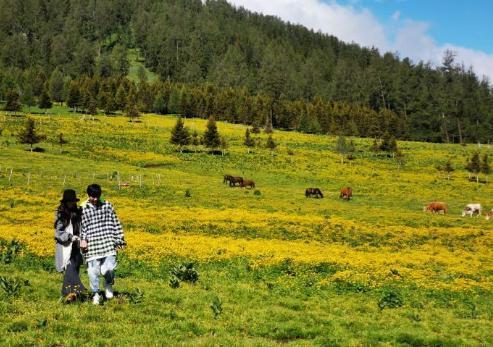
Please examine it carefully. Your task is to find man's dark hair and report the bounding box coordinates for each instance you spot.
[87,184,102,198]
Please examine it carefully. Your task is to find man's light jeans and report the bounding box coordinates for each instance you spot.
[87,255,117,293]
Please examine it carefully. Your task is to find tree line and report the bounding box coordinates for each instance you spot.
[0,0,492,143]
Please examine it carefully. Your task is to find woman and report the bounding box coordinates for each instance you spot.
[55,189,86,299]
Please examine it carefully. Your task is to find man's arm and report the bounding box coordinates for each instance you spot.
[110,204,126,248]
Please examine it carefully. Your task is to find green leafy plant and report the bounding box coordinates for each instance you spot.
[170,263,199,284]
[210,296,223,318]
[378,289,404,310]
[0,276,28,297]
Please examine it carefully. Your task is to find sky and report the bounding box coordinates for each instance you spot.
[226,0,493,82]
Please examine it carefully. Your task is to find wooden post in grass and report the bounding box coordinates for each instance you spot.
[27,173,30,186]
[117,173,121,190]
[8,169,13,183]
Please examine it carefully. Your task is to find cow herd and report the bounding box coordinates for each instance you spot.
[223,175,491,220]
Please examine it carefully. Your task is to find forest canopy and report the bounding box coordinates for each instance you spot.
[0,0,492,143]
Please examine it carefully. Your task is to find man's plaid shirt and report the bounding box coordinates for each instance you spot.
[81,200,125,261]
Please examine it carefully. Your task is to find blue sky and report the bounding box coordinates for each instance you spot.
[338,0,493,53]
[228,0,493,81]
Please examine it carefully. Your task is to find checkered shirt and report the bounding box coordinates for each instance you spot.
[81,201,125,261]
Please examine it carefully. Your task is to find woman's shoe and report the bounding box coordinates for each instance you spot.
[105,284,114,299]
[92,293,100,305]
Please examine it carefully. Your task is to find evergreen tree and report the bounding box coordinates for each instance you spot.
[66,81,81,112]
[115,84,128,111]
[335,135,348,163]
[265,135,277,150]
[244,128,255,149]
[58,133,68,153]
[203,117,221,150]
[18,118,46,151]
[126,104,140,123]
[191,130,200,150]
[168,88,182,114]
[21,84,35,111]
[170,117,191,152]
[38,88,52,110]
[153,92,167,114]
[443,159,454,180]
[466,152,481,182]
[87,98,98,119]
[49,68,65,104]
[4,89,21,112]
[380,133,398,154]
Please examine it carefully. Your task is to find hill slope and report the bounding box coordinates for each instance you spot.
[0,112,492,345]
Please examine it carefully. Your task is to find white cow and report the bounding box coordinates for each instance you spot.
[462,203,482,217]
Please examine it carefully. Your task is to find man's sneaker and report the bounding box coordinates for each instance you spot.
[105,284,114,300]
[92,293,101,305]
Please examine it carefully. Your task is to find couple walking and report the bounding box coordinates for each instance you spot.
[54,184,126,304]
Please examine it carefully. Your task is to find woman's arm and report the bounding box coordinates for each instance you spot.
[54,211,72,244]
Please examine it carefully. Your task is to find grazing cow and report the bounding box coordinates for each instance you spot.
[339,187,352,200]
[229,176,244,187]
[241,179,255,189]
[423,202,448,214]
[462,203,482,217]
[486,210,493,220]
[224,174,232,184]
[305,188,324,198]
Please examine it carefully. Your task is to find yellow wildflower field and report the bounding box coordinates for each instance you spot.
[1,113,492,292]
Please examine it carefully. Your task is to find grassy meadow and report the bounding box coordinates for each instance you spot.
[0,112,492,346]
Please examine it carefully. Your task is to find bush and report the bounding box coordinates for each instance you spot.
[170,263,199,284]
[378,288,404,310]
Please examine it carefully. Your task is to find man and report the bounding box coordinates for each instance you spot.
[80,184,125,305]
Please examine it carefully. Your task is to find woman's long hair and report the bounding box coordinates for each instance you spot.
[55,202,82,235]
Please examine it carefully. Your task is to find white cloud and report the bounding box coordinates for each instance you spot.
[227,0,389,49]
[227,0,493,82]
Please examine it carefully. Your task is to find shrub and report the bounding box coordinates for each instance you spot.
[378,288,404,310]
[170,263,199,284]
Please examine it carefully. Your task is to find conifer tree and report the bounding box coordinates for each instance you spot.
[49,68,65,104]
[466,152,481,182]
[58,133,68,153]
[66,81,81,112]
[170,117,191,152]
[335,135,348,163]
[203,117,221,150]
[265,135,277,150]
[244,128,255,149]
[4,89,21,112]
[38,88,52,110]
[19,118,46,151]
[443,159,454,180]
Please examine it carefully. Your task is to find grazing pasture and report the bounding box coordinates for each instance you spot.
[0,113,492,345]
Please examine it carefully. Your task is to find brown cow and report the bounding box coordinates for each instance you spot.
[306,188,324,198]
[229,176,244,187]
[485,210,493,220]
[339,187,352,200]
[241,179,255,189]
[424,202,448,214]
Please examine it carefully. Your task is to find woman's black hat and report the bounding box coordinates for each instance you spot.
[61,189,80,203]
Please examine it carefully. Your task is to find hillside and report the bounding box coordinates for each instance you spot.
[0,112,492,345]
[0,0,492,142]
